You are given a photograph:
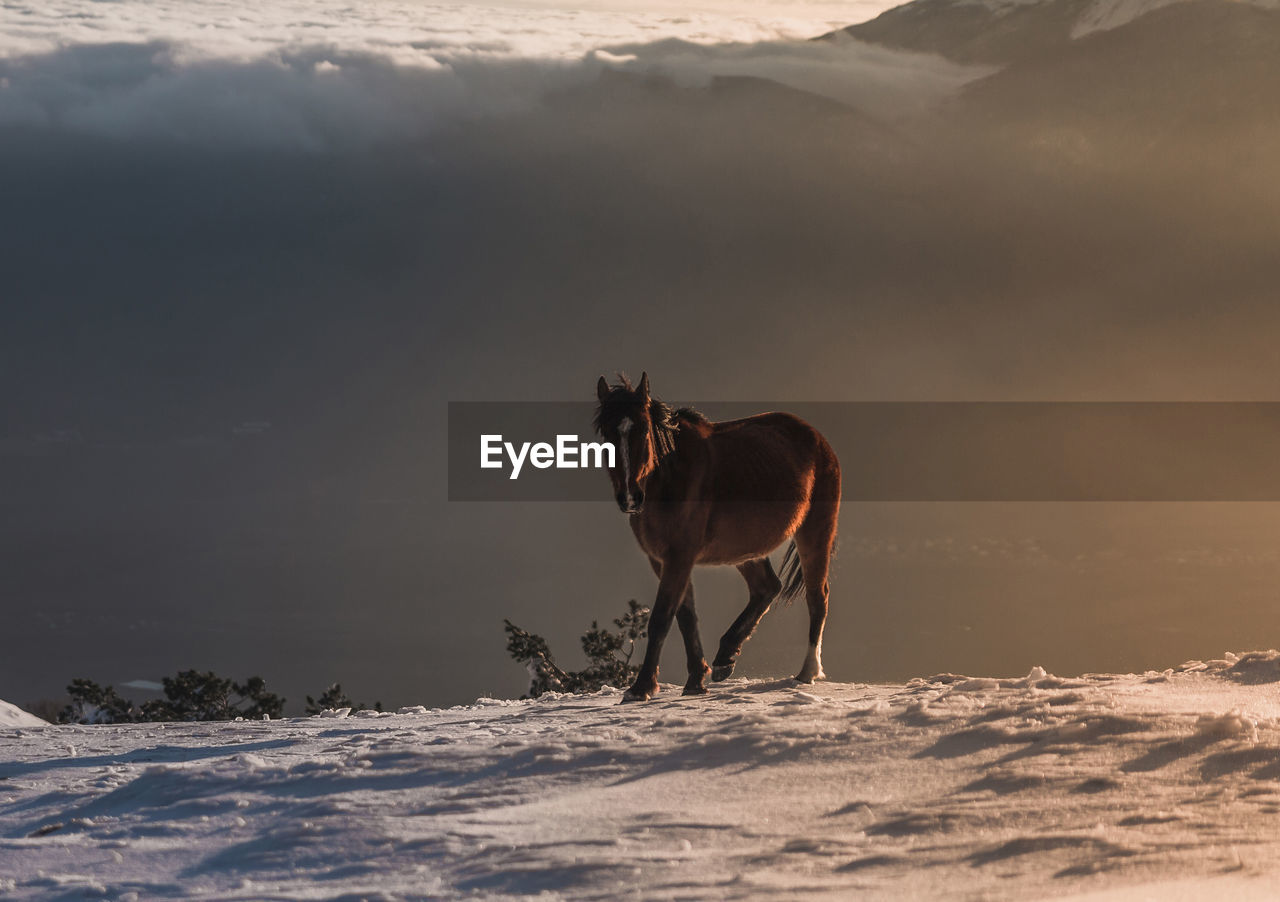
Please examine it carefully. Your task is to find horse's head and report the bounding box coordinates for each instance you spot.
[594,371,657,514]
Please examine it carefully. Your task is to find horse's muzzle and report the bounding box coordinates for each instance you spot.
[616,489,644,514]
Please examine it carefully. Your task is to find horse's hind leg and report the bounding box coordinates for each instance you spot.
[711,558,781,682]
[794,496,838,684]
[675,587,711,695]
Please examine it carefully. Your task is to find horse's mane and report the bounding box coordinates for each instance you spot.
[651,400,708,460]
[593,376,707,465]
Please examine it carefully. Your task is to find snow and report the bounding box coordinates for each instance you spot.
[8,656,1280,898]
[1071,0,1184,34]
[1070,0,1280,34]
[0,700,46,728]
[896,0,1280,37]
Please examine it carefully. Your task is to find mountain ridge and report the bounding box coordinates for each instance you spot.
[837,0,1280,63]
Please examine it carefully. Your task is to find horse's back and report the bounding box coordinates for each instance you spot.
[691,412,839,564]
[708,412,836,489]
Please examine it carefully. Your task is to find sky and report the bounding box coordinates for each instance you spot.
[7,0,1280,713]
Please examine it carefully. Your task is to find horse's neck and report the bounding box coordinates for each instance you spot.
[650,421,703,494]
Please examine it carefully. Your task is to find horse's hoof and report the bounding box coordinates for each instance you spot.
[682,683,708,696]
[794,669,825,684]
[620,685,655,703]
[710,664,734,682]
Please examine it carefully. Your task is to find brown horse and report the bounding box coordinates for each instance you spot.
[594,373,841,702]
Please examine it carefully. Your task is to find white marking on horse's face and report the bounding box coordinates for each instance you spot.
[618,417,633,508]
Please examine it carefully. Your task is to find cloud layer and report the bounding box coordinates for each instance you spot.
[0,0,980,149]
[1,0,885,61]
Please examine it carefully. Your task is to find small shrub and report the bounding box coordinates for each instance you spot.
[305,683,383,715]
[59,671,285,723]
[504,599,649,698]
[60,679,137,725]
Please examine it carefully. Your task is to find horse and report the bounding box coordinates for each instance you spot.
[594,372,841,702]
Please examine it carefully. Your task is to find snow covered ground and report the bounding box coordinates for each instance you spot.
[8,655,1280,899]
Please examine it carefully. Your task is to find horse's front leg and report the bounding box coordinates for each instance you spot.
[644,556,708,696]
[623,556,694,703]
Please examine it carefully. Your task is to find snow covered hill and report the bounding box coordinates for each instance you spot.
[947,0,1280,171]
[8,655,1280,899]
[841,0,1280,63]
[0,700,46,729]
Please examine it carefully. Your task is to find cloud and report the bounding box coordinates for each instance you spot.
[120,679,164,691]
[0,0,980,149]
[600,34,987,120]
[1,0,875,61]
[0,41,607,149]
[0,37,982,149]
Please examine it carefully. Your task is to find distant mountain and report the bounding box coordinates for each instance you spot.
[952,1,1280,163]
[0,698,48,727]
[837,0,1280,64]
[545,68,895,139]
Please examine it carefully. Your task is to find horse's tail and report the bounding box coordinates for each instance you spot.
[777,541,805,606]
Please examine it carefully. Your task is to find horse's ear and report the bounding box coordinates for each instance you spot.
[597,375,609,402]
[638,372,650,400]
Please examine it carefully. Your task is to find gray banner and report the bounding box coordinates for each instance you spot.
[448,402,1280,501]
